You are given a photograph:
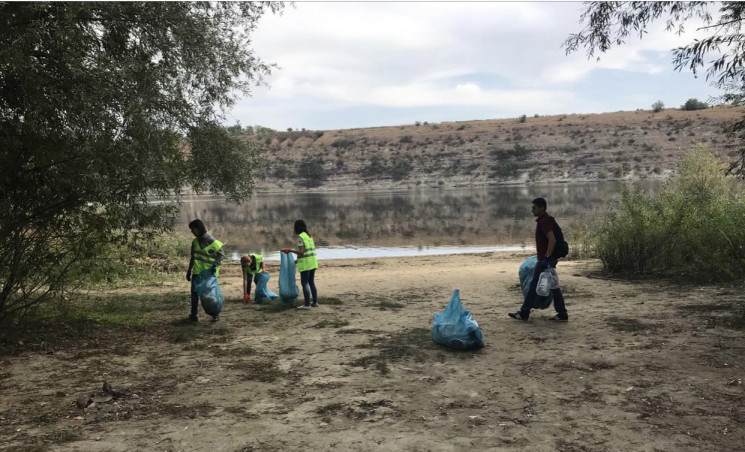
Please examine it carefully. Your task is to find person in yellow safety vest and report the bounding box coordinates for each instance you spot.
[241,253,266,304]
[283,219,318,311]
[186,219,224,322]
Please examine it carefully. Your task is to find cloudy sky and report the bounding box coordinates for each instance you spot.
[226,2,719,131]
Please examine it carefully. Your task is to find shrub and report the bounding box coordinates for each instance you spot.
[518,114,527,123]
[593,146,745,281]
[681,98,709,111]
[388,157,413,181]
[652,100,664,112]
[399,135,413,144]
[297,158,326,187]
[331,138,354,149]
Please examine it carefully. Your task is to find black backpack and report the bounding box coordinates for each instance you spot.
[551,220,569,259]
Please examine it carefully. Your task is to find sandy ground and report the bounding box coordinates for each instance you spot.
[1,253,744,452]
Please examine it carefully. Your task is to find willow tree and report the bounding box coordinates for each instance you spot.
[0,2,283,323]
[564,2,745,173]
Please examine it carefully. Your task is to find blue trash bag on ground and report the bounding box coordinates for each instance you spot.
[431,289,485,350]
[194,269,224,316]
[518,255,553,310]
[254,272,279,303]
[279,252,299,302]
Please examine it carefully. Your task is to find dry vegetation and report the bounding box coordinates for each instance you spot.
[249,107,745,190]
[1,255,744,451]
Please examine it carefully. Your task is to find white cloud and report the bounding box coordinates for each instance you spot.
[228,2,722,129]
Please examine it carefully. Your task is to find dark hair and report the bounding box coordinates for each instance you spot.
[532,197,547,209]
[294,219,309,235]
[188,219,206,236]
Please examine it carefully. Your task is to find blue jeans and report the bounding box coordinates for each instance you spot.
[300,269,317,307]
[520,260,567,319]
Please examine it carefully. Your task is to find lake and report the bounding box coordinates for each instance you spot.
[177,181,657,260]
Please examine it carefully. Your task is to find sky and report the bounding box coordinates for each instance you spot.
[226,2,721,131]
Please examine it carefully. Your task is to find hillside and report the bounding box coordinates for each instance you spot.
[247,107,745,191]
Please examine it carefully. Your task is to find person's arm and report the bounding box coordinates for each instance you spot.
[215,247,225,267]
[545,230,557,258]
[186,241,195,280]
[285,237,305,256]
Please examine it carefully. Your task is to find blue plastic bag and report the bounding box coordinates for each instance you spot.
[254,272,279,302]
[194,269,224,316]
[518,255,553,310]
[431,289,484,350]
[279,252,299,302]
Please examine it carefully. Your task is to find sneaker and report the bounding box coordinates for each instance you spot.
[508,312,529,321]
[297,305,311,311]
[548,314,568,322]
[211,315,220,322]
[188,315,199,322]
[311,302,319,307]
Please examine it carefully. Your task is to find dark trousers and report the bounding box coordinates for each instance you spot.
[190,279,199,318]
[520,261,567,319]
[245,274,260,298]
[300,269,317,307]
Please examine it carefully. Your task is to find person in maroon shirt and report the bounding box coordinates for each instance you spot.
[509,197,568,321]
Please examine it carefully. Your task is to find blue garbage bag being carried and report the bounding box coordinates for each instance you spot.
[254,272,279,303]
[279,252,299,302]
[194,269,224,316]
[431,289,485,350]
[518,255,553,310]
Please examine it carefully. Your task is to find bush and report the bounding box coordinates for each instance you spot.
[594,146,745,281]
[652,100,664,112]
[297,158,326,187]
[388,157,413,181]
[681,98,709,111]
[331,138,354,149]
[518,114,527,123]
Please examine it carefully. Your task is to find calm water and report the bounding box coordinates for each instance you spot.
[177,181,657,260]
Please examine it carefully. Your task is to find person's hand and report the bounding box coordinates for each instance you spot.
[540,257,550,269]
[186,271,191,282]
[282,248,290,254]
[243,293,249,303]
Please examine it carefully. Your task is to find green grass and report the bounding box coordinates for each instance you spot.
[256,299,301,313]
[313,319,350,329]
[350,327,437,374]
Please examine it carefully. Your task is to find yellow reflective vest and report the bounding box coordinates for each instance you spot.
[192,238,224,276]
[297,232,318,272]
[244,254,265,276]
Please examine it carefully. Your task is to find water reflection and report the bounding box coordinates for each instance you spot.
[178,182,658,258]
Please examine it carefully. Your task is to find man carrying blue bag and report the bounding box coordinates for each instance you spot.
[185,219,224,322]
[509,198,568,322]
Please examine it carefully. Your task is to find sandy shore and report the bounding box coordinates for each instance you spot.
[1,253,744,451]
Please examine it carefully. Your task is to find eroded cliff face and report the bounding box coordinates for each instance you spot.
[243,107,744,191]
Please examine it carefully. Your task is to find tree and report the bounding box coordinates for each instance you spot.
[652,100,665,113]
[563,2,745,174]
[297,158,326,188]
[681,98,709,111]
[0,2,283,324]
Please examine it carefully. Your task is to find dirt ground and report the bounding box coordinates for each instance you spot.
[1,253,744,452]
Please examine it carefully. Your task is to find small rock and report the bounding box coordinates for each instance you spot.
[76,396,93,409]
[102,381,113,394]
[55,391,67,398]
